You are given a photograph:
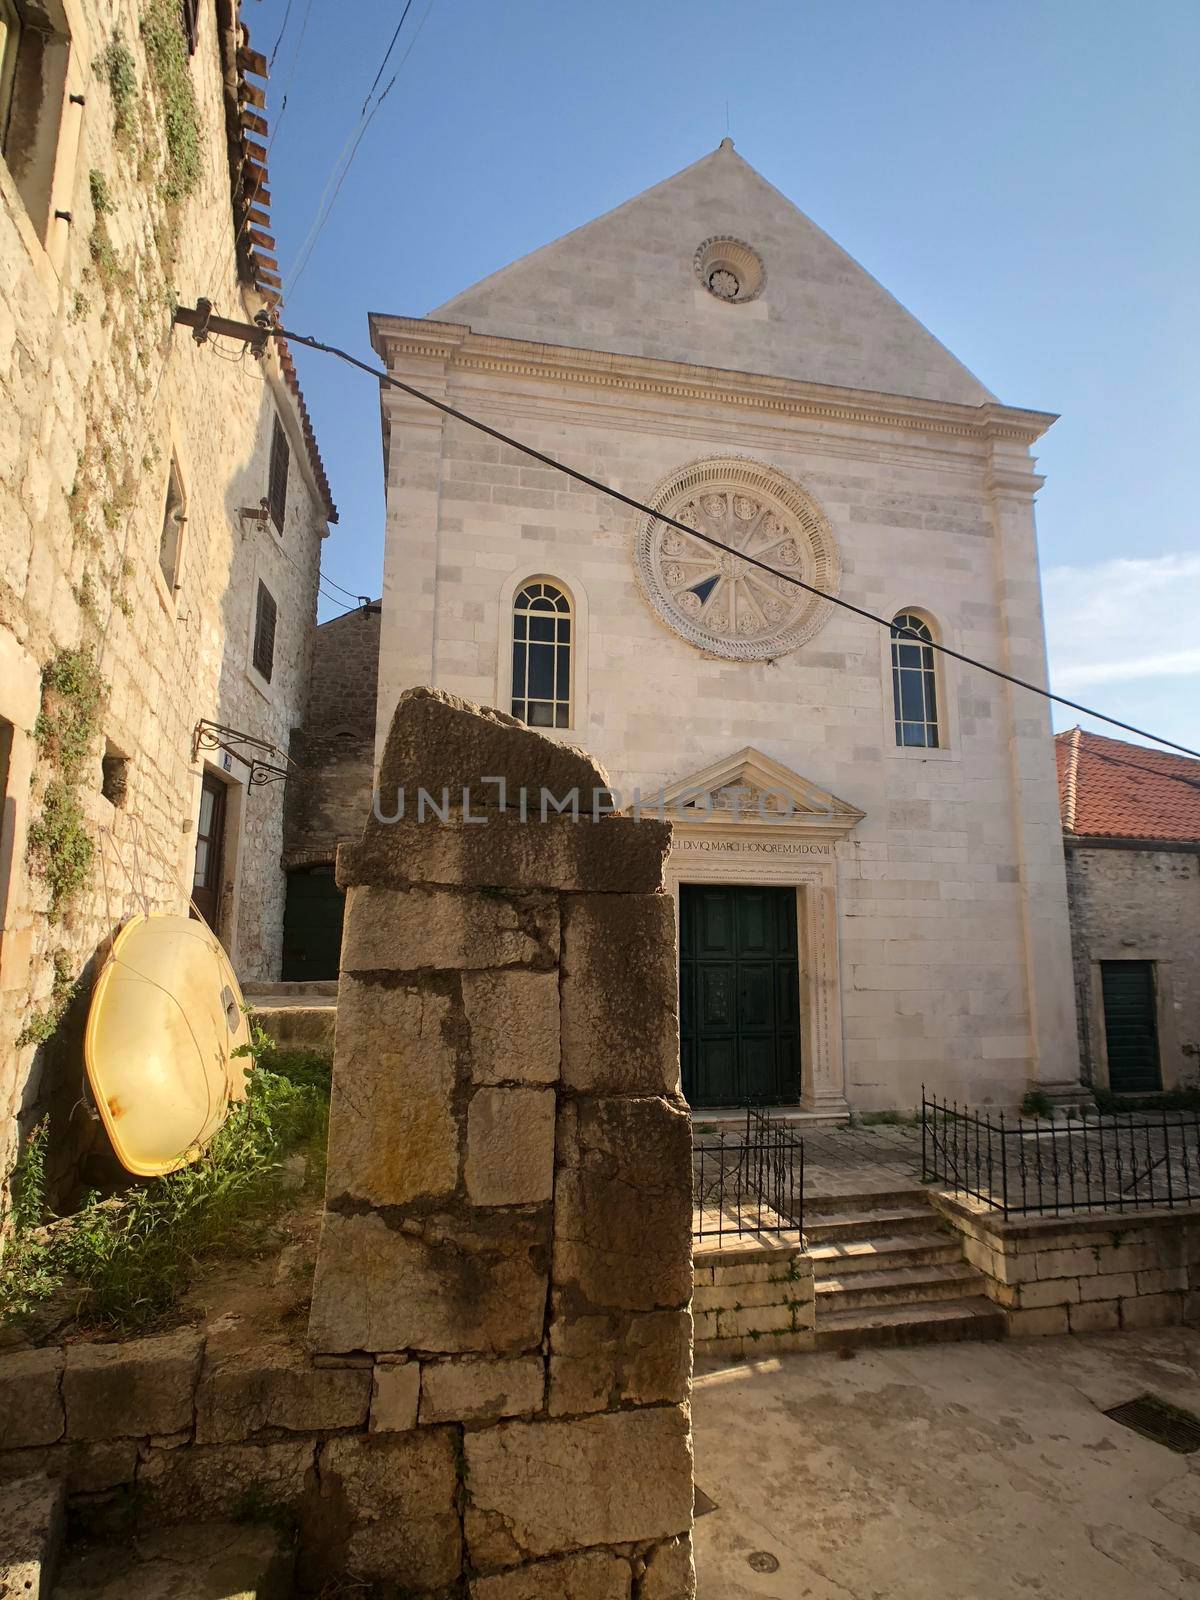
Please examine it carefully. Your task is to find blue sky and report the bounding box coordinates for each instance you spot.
[247,0,1199,752]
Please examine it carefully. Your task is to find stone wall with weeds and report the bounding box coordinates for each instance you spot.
[0,1047,331,1336]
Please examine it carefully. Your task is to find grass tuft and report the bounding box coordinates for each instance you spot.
[0,1049,330,1335]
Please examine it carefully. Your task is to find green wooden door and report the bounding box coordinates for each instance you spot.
[1100,960,1161,1094]
[679,885,801,1106]
[282,865,346,981]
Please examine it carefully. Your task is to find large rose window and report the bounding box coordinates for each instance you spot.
[633,459,840,660]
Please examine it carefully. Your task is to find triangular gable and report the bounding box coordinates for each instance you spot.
[429,142,994,407]
[648,747,864,836]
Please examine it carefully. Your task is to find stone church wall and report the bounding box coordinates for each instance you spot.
[1064,843,1200,1091]
[306,688,696,1597]
[0,1,329,1204]
[373,325,1078,1111]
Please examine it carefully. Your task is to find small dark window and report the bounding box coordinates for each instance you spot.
[1,0,71,238]
[252,581,277,682]
[180,0,200,54]
[101,743,128,808]
[267,415,289,532]
[891,612,940,748]
[159,456,186,591]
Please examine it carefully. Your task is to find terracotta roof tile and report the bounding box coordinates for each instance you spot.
[1055,728,1200,843]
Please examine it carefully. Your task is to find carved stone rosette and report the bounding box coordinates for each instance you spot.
[633,457,841,661]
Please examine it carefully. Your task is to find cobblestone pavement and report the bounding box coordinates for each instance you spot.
[693,1327,1200,1599]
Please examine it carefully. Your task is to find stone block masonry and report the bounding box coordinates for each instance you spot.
[307,688,697,1597]
[933,1196,1200,1337]
[692,1241,815,1361]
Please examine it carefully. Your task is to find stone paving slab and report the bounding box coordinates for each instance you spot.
[692,1327,1200,1598]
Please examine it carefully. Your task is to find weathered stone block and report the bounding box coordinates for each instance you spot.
[471,1549,633,1599]
[311,1430,461,1589]
[463,968,560,1085]
[1135,1266,1188,1295]
[325,978,460,1208]
[0,1473,63,1600]
[373,686,610,815]
[560,896,680,1095]
[370,1361,420,1432]
[716,1303,794,1339]
[1119,1292,1183,1330]
[1078,1272,1137,1303]
[308,1209,549,1355]
[0,1347,63,1447]
[641,1533,695,1600]
[137,1441,314,1523]
[1032,1247,1099,1281]
[64,1332,202,1440]
[1015,1276,1079,1310]
[0,1440,136,1495]
[553,1098,692,1314]
[341,813,670,896]
[548,1310,690,1416]
[420,1356,544,1424]
[1006,1306,1069,1339]
[1068,1300,1119,1334]
[466,1086,556,1206]
[195,1338,370,1444]
[693,1279,787,1313]
[340,885,558,973]
[464,1408,692,1567]
[623,1312,692,1405]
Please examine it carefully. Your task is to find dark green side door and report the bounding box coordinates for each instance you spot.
[679,885,801,1106]
[1100,960,1161,1094]
[282,864,345,982]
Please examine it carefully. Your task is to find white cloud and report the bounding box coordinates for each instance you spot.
[1043,553,1200,692]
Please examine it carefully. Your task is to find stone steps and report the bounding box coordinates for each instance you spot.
[816,1261,983,1312]
[244,983,338,1053]
[51,1521,293,1600]
[815,1297,1007,1351]
[804,1188,1005,1353]
[809,1232,962,1278]
[803,1205,936,1245]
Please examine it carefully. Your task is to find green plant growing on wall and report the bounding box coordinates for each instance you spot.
[142,0,202,205]
[1020,1089,1054,1121]
[88,169,115,216]
[16,952,78,1049]
[28,649,107,919]
[94,32,137,139]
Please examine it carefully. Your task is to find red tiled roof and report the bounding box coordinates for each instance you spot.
[1055,728,1200,843]
[227,18,337,523]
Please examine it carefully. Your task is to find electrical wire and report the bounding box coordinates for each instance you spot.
[282,0,438,298]
[219,319,1200,763]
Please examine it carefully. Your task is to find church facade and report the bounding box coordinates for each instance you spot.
[369,141,1080,1114]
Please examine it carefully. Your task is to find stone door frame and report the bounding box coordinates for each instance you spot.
[664,831,848,1117]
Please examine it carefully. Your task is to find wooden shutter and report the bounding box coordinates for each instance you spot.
[267,415,289,531]
[1100,961,1161,1094]
[253,581,277,682]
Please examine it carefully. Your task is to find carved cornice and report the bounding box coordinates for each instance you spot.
[367,314,1058,447]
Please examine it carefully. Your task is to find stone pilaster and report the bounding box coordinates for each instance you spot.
[986,448,1085,1099]
[308,687,695,1598]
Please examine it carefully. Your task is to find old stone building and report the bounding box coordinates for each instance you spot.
[281,603,379,978]
[370,140,1082,1114]
[1056,728,1200,1095]
[0,1,335,1197]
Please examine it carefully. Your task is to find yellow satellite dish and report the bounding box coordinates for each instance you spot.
[84,914,252,1177]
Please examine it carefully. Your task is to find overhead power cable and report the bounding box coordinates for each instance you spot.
[172,302,1200,763]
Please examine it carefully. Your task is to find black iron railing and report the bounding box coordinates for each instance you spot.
[692,1106,805,1243]
[922,1089,1200,1218]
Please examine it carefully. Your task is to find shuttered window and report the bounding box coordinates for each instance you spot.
[267,415,289,532]
[252,581,277,683]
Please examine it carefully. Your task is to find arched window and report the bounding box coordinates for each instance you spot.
[891,613,940,748]
[512,580,573,728]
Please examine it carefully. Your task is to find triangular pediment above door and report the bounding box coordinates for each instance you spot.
[649,747,865,836]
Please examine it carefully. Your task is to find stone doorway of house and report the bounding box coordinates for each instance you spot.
[679,884,801,1107]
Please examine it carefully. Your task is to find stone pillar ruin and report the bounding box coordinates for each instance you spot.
[308,688,696,1599]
